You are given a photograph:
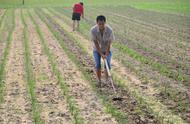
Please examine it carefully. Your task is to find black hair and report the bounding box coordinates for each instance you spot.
[80,2,83,5]
[96,15,106,23]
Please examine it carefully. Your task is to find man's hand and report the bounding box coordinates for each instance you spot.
[101,54,107,59]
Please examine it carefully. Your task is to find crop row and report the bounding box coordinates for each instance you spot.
[27,9,85,124]
[0,9,15,103]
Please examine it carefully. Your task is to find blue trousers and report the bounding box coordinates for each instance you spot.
[93,50,112,70]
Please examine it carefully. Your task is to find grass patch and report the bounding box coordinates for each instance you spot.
[131,2,190,14]
[0,0,190,14]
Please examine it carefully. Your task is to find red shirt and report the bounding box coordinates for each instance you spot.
[73,3,84,15]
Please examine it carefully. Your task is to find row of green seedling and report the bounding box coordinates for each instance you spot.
[27,9,84,124]
[0,9,15,103]
[21,9,41,124]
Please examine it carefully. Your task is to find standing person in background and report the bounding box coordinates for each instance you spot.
[72,2,84,31]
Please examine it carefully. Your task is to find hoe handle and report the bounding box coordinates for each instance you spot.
[104,59,117,94]
[104,59,111,77]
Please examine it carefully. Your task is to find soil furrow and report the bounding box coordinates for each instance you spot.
[0,9,33,123]
[23,10,73,123]
[31,9,118,124]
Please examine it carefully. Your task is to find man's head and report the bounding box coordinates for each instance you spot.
[79,2,83,6]
[96,15,106,31]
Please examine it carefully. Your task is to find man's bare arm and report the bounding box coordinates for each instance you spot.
[105,41,111,57]
[94,40,103,56]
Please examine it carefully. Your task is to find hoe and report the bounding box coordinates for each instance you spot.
[103,59,123,101]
